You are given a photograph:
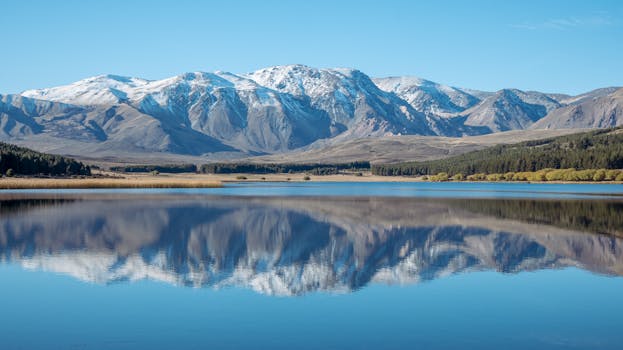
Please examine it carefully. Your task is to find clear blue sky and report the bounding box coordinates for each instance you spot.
[1,0,621,94]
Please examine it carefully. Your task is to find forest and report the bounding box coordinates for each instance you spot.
[372,128,623,177]
[0,142,91,176]
[200,161,370,175]
[109,164,198,173]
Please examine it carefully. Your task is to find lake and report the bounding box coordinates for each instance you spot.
[1,182,622,349]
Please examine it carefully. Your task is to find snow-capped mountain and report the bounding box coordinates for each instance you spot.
[373,76,482,116]
[15,65,436,155]
[1,196,621,295]
[245,65,433,138]
[1,65,621,159]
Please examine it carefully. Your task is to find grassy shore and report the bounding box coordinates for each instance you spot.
[0,176,222,189]
[1,171,621,189]
[0,171,421,189]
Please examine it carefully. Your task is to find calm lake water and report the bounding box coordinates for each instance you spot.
[1,182,622,349]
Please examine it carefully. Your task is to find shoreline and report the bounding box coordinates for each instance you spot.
[0,176,222,189]
[1,172,622,189]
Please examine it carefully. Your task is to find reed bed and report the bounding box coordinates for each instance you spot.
[0,178,222,189]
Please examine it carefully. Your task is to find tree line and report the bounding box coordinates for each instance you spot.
[110,164,198,173]
[200,161,370,175]
[372,127,623,176]
[0,142,91,176]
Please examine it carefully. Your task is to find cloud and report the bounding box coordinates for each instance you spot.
[511,15,614,30]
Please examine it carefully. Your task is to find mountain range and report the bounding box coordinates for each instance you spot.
[1,64,621,162]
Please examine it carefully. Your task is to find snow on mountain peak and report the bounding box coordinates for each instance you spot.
[244,64,365,98]
[22,74,150,105]
[374,76,482,115]
[10,65,621,155]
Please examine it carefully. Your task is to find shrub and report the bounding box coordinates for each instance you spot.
[467,173,486,181]
[235,175,247,180]
[616,172,623,182]
[575,169,595,181]
[545,169,570,181]
[6,168,14,177]
[486,173,504,181]
[593,169,606,182]
[303,176,311,181]
[605,170,621,181]
[438,172,449,181]
[453,173,464,181]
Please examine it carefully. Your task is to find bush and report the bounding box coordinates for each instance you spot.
[486,173,503,181]
[150,170,160,176]
[545,169,567,181]
[593,169,606,182]
[435,172,449,181]
[235,175,247,180]
[575,169,596,181]
[616,172,623,182]
[467,173,487,181]
[532,171,548,182]
[605,170,621,181]
[452,173,464,181]
[5,168,14,177]
[303,176,311,181]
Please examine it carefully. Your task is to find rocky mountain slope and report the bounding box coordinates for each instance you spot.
[0,65,620,161]
[531,88,623,129]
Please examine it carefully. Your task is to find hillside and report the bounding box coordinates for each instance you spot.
[531,88,623,129]
[0,142,90,176]
[372,127,623,176]
[242,129,584,164]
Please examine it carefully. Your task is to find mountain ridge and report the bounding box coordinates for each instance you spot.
[2,64,621,161]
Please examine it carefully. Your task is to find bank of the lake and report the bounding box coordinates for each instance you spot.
[2,171,623,189]
[0,176,222,189]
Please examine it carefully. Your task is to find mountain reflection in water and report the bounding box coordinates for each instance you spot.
[0,194,621,296]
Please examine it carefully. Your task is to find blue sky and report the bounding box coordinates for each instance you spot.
[1,0,621,94]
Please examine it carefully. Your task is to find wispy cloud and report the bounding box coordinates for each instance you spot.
[511,14,614,30]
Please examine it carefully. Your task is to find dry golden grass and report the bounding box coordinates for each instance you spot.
[0,177,222,189]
